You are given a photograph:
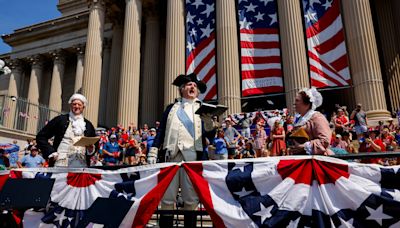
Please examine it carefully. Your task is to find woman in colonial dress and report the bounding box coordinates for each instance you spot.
[289,88,334,155]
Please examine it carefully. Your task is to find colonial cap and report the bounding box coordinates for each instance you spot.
[68,93,88,106]
[172,73,207,94]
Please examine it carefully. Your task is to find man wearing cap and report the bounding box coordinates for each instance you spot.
[36,93,96,167]
[350,103,368,138]
[102,134,121,165]
[148,73,216,227]
[17,145,45,168]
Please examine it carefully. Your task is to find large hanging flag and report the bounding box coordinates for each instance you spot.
[303,0,351,88]
[238,0,284,97]
[184,156,400,227]
[185,0,217,101]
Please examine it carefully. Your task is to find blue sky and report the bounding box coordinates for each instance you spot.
[0,0,61,54]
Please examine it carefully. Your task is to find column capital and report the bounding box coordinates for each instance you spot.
[87,0,106,9]
[28,55,44,69]
[9,59,24,72]
[50,49,66,65]
[74,44,86,57]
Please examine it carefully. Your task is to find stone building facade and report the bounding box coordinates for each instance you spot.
[1,0,400,134]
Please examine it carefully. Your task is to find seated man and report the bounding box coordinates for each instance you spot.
[18,145,45,168]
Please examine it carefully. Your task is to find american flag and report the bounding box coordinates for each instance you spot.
[185,0,217,101]
[303,0,351,88]
[238,0,284,97]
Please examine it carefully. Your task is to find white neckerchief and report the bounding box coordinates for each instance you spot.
[294,109,316,127]
[181,97,197,105]
[69,111,86,136]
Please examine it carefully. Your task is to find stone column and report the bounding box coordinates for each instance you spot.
[374,0,400,113]
[277,0,310,112]
[163,0,185,106]
[74,45,85,93]
[4,59,23,129]
[98,38,111,126]
[106,22,123,127]
[26,55,44,134]
[140,14,160,126]
[82,0,106,126]
[342,0,390,120]
[216,0,241,114]
[48,50,66,119]
[118,0,142,127]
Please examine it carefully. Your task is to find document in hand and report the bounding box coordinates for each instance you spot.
[195,103,228,116]
[73,136,100,147]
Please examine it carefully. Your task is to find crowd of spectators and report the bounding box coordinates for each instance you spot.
[1,103,399,169]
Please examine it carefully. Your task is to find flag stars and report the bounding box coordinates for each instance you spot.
[200,24,212,38]
[254,12,264,22]
[189,28,197,37]
[365,205,393,226]
[253,203,273,224]
[245,3,258,13]
[309,0,321,8]
[192,0,204,9]
[338,217,354,228]
[269,13,277,25]
[233,187,254,198]
[187,42,195,52]
[186,12,195,24]
[240,17,252,30]
[53,209,67,226]
[304,9,318,23]
[322,0,332,10]
[196,18,203,25]
[201,3,214,18]
[260,0,273,6]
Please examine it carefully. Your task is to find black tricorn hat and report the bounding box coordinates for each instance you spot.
[172,73,207,94]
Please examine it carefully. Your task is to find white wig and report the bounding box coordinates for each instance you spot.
[68,93,88,106]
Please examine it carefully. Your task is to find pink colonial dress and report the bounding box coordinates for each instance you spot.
[271,127,286,156]
[294,110,334,155]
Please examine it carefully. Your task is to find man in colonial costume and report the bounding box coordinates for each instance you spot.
[36,94,96,167]
[147,73,216,227]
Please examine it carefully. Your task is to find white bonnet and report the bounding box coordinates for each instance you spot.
[300,87,323,110]
[68,93,88,106]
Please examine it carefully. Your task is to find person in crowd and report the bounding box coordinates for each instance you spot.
[224,119,241,159]
[335,108,349,134]
[102,134,121,165]
[210,128,229,160]
[141,124,149,137]
[146,128,157,150]
[341,131,355,153]
[330,134,348,155]
[155,121,161,132]
[137,153,147,165]
[381,128,396,151]
[387,118,396,133]
[132,129,142,143]
[284,116,295,134]
[289,87,333,155]
[147,73,217,228]
[350,103,368,139]
[0,149,10,170]
[359,129,386,164]
[239,113,252,139]
[17,145,45,168]
[270,120,286,156]
[376,120,385,132]
[253,122,267,157]
[125,134,139,165]
[36,94,96,167]
[395,127,400,147]
[240,141,256,159]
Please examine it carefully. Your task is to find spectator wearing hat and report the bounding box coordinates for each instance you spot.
[146,128,157,150]
[17,145,45,168]
[147,73,217,227]
[210,128,229,160]
[36,94,96,167]
[387,118,396,133]
[224,118,241,159]
[381,128,396,150]
[350,103,368,138]
[102,134,121,165]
